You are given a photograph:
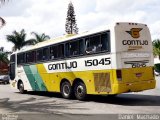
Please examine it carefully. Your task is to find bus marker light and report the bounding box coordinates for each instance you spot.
[126,83,132,86]
[135,73,142,78]
[87,80,91,82]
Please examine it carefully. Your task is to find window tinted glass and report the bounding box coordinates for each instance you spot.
[85,31,110,54]
[17,53,25,64]
[37,49,43,61]
[10,54,15,63]
[85,35,101,54]
[50,46,57,59]
[79,39,84,55]
[43,47,49,60]
[65,43,70,57]
[65,39,84,57]
[101,32,110,51]
[26,51,36,63]
[57,44,64,58]
[70,41,79,56]
[50,44,64,59]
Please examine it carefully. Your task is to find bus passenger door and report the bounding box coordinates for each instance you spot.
[9,54,16,81]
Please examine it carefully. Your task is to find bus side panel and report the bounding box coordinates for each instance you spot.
[13,66,33,91]
[36,63,114,95]
[36,64,61,92]
[23,65,47,91]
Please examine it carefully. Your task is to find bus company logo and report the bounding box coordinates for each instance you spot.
[126,28,143,38]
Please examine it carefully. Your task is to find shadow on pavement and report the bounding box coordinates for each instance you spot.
[15,91,160,106]
[0,95,85,113]
[0,91,160,114]
[86,93,160,106]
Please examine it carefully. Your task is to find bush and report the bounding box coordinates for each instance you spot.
[154,63,160,72]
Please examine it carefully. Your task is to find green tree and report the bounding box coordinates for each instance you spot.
[153,39,160,59]
[0,47,10,64]
[0,52,9,64]
[65,1,78,34]
[31,32,50,44]
[6,29,36,51]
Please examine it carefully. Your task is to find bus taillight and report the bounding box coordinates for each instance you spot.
[116,69,122,80]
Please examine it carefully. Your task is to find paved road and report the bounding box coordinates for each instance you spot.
[0,77,160,120]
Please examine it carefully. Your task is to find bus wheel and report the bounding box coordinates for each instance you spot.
[18,82,25,94]
[61,81,72,99]
[74,82,87,100]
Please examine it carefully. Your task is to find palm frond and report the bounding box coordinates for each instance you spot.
[0,17,6,27]
[22,39,36,47]
[31,32,50,43]
[6,29,34,51]
[0,52,9,64]
[0,0,8,4]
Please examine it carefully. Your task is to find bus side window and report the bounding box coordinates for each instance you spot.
[17,53,25,64]
[70,40,79,56]
[85,37,90,54]
[43,47,49,60]
[50,46,57,59]
[57,44,64,58]
[26,51,36,63]
[65,43,70,57]
[37,49,43,61]
[79,39,84,55]
[85,35,101,54]
[101,32,110,52]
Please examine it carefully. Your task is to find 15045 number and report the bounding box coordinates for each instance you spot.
[85,58,111,67]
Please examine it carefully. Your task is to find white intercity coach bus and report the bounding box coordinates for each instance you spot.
[9,22,156,100]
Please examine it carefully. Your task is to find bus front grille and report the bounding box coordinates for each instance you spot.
[93,73,111,92]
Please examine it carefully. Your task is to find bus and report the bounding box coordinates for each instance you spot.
[9,22,156,100]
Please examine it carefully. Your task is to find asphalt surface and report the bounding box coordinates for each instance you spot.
[0,77,160,120]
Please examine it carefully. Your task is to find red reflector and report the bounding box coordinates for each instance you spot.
[152,67,155,77]
[135,73,142,78]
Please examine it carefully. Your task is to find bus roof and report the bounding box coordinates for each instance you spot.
[15,26,113,54]
[13,22,147,54]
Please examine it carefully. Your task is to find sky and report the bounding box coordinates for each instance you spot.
[0,0,160,51]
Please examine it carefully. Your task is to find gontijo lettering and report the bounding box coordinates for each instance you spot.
[48,61,77,70]
[122,40,148,45]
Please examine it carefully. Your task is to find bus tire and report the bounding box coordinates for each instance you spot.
[74,82,87,100]
[18,81,25,94]
[60,81,73,99]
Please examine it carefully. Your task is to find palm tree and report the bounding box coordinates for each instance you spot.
[31,32,50,44]
[0,0,8,28]
[6,29,36,51]
[0,47,11,64]
[153,39,160,59]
